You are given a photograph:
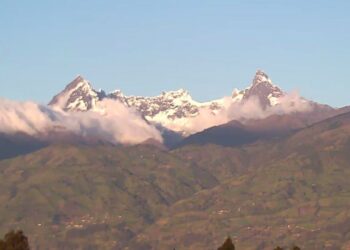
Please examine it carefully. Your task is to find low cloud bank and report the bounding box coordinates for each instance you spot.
[0,98,162,144]
[228,91,313,120]
[177,91,313,134]
[0,91,313,142]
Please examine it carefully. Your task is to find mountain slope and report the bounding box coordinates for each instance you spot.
[1,112,350,249]
[176,115,303,148]
[0,133,47,160]
[0,144,217,249]
[129,111,350,250]
[177,104,349,148]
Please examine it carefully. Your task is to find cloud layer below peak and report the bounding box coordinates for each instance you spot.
[0,98,163,144]
[0,91,313,144]
[166,91,313,134]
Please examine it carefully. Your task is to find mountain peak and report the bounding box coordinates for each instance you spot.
[252,70,273,86]
[74,74,85,81]
[161,88,191,100]
[162,88,187,94]
[241,70,284,108]
[66,75,91,90]
[49,75,104,111]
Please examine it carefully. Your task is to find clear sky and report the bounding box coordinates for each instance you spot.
[1,0,349,107]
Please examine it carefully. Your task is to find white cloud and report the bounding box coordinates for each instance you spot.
[0,91,313,143]
[168,91,314,134]
[0,98,162,144]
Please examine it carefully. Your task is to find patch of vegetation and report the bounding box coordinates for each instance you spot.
[0,230,30,250]
[218,237,235,250]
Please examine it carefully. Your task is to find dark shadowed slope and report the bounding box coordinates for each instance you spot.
[176,114,307,148]
[0,133,47,160]
[177,106,350,148]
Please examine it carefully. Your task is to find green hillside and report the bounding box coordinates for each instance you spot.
[0,112,350,249]
[0,144,217,249]
[131,113,350,250]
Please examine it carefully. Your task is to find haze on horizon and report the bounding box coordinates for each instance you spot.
[1,0,349,107]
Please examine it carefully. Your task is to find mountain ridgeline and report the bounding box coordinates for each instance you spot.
[47,70,341,138]
[0,71,350,249]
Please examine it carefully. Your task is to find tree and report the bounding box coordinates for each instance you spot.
[274,247,284,250]
[0,240,5,250]
[218,237,235,250]
[0,230,30,250]
[291,246,301,250]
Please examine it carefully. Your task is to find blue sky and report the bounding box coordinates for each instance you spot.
[1,0,349,107]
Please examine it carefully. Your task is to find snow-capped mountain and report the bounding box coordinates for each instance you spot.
[49,76,228,132]
[235,70,284,107]
[48,70,316,135]
[49,76,106,111]
[106,88,227,131]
